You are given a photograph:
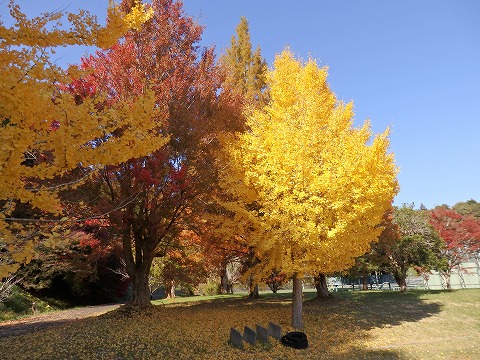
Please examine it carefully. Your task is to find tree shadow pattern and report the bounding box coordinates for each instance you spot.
[0,292,442,359]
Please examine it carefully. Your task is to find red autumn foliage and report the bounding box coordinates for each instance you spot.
[430,207,479,265]
[429,206,480,288]
[264,271,287,293]
[64,0,231,307]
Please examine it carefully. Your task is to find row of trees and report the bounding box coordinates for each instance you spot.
[3,200,478,306]
[345,201,480,293]
[3,0,476,328]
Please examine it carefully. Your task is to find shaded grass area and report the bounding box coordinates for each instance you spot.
[0,289,479,359]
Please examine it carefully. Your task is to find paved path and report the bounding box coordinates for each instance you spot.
[0,303,122,338]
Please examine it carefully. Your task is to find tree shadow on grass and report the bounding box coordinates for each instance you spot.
[145,295,408,359]
[0,292,443,359]
[300,290,443,359]
[304,290,443,330]
[180,290,442,359]
[0,318,75,338]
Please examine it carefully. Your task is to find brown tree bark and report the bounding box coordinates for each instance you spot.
[314,273,330,298]
[362,269,368,290]
[440,271,452,290]
[220,262,229,294]
[165,279,176,298]
[122,227,155,308]
[128,258,154,307]
[394,269,408,293]
[292,274,303,329]
[248,282,259,299]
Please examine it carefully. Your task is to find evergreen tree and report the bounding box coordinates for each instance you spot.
[216,17,268,297]
[219,17,268,107]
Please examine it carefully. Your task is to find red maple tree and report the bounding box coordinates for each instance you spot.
[66,0,229,307]
[430,206,480,289]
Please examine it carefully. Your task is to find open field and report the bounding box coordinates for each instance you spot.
[1,289,479,359]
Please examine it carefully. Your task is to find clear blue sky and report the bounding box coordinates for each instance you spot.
[2,1,479,209]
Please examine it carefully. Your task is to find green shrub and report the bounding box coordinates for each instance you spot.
[0,286,55,321]
[198,280,220,296]
[5,286,33,313]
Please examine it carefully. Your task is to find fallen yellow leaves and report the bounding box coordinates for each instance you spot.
[1,290,479,359]
[0,298,367,359]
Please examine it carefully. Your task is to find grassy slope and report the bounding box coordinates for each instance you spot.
[0,289,479,359]
[0,286,65,322]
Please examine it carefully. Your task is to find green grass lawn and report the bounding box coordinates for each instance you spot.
[1,289,479,359]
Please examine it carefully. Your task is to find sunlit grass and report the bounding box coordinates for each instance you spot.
[1,289,478,359]
[151,292,245,306]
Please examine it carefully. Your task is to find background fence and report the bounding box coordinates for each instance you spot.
[325,261,480,291]
[422,261,480,290]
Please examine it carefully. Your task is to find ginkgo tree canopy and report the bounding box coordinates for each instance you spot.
[225,49,399,278]
[0,1,165,277]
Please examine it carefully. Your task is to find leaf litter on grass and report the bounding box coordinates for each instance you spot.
[0,289,478,359]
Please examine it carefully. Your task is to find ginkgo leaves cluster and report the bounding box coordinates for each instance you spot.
[0,1,163,277]
[223,50,398,278]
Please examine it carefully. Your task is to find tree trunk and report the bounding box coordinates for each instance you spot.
[220,262,229,294]
[248,282,259,298]
[165,279,176,298]
[441,271,452,290]
[292,274,303,329]
[270,283,279,293]
[362,269,368,290]
[246,248,260,298]
[129,262,153,307]
[394,270,407,293]
[123,228,155,308]
[314,273,330,298]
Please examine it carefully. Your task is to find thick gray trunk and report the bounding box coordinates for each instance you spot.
[362,269,368,290]
[292,274,303,329]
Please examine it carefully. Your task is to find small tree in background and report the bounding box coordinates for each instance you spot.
[453,199,480,218]
[430,206,480,289]
[345,208,398,291]
[264,271,287,293]
[374,204,445,292]
[219,17,268,109]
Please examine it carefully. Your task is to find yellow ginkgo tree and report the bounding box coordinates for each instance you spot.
[0,1,166,278]
[223,49,398,328]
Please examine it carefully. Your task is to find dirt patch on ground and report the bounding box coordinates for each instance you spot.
[0,304,122,338]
